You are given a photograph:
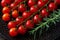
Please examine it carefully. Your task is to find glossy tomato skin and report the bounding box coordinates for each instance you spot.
[9,28,17,37]
[2,13,10,21]
[10,3,17,8]
[1,0,6,7]
[8,21,16,29]
[37,0,45,8]
[18,25,26,35]
[22,11,31,19]
[41,8,49,17]
[30,6,38,13]
[48,2,57,11]
[16,17,24,25]
[2,7,10,14]
[26,20,34,29]
[28,0,36,7]
[12,10,19,18]
[33,14,42,24]
[18,4,26,13]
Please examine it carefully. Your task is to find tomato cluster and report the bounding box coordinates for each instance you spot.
[1,0,60,37]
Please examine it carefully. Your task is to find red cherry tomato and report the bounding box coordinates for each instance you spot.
[9,28,17,37]
[37,0,45,8]
[10,3,17,8]
[16,17,24,25]
[28,0,36,7]
[1,0,6,7]
[12,10,19,18]
[48,2,57,11]
[2,13,10,21]
[26,20,34,29]
[30,5,38,13]
[41,8,49,17]
[2,7,10,14]
[22,11,31,19]
[18,25,26,35]
[8,21,16,29]
[18,4,26,13]
[33,14,42,24]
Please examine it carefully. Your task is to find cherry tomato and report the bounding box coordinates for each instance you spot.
[16,17,24,24]
[2,7,10,14]
[48,2,57,11]
[12,10,19,18]
[18,25,26,35]
[1,0,6,7]
[8,21,16,29]
[30,5,38,13]
[37,0,45,8]
[9,28,17,37]
[10,3,17,8]
[2,13,10,21]
[28,0,36,7]
[33,14,42,24]
[18,4,26,13]
[26,20,34,29]
[41,8,49,17]
[22,11,31,19]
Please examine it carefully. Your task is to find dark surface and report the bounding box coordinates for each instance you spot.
[0,17,60,40]
[0,0,60,40]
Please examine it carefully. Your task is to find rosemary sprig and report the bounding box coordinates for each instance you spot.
[29,9,60,34]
